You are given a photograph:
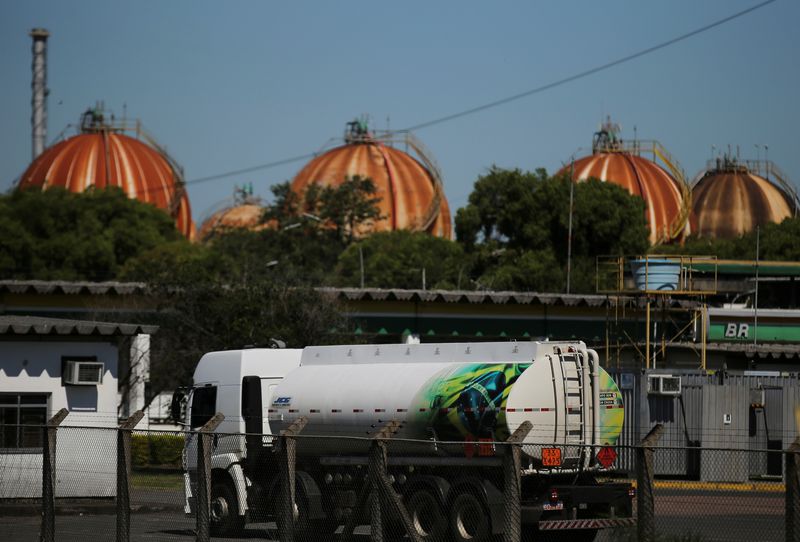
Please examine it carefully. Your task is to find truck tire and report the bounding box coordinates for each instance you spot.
[449,492,491,542]
[210,478,245,536]
[406,489,448,540]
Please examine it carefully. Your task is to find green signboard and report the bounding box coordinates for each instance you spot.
[708,321,800,342]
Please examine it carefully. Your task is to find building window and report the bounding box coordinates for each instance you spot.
[0,394,49,450]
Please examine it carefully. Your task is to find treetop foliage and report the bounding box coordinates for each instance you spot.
[455,167,650,292]
[659,216,800,261]
[336,230,467,290]
[0,187,182,281]
[264,176,384,244]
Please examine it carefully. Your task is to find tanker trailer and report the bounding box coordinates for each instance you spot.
[180,341,634,541]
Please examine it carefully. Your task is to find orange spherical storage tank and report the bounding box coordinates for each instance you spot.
[558,120,690,245]
[18,108,195,239]
[198,204,265,240]
[290,121,451,239]
[198,185,267,241]
[691,157,798,238]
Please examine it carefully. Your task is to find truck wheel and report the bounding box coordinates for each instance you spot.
[406,489,448,540]
[210,479,245,536]
[449,492,491,542]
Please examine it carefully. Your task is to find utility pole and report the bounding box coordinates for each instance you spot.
[754,226,760,346]
[359,246,365,289]
[566,158,575,294]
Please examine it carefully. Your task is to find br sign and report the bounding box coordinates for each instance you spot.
[724,323,749,339]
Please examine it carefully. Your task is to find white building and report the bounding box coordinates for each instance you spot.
[0,315,156,498]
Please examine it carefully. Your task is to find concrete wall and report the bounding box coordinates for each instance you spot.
[0,340,119,498]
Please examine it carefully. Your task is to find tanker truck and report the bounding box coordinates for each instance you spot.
[179,341,634,540]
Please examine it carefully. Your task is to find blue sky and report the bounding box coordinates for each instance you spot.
[1,1,797,224]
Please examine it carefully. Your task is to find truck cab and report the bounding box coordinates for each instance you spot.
[182,348,302,534]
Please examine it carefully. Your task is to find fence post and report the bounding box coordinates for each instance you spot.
[637,424,664,542]
[40,408,68,542]
[787,439,800,542]
[369,438,385,542]
[503,421,532,542]
[196,413,225,542]
[341,421,419,542]
[276,417,308,542]
[116,410,144,542]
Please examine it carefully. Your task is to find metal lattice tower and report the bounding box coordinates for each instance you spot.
[30,28,50,160]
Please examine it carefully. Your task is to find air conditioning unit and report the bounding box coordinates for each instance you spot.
[648,375,681,396]
[64,361,104,385]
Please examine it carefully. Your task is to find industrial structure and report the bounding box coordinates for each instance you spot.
[17,105,196,239]
[558,118,691,245]
[197,184,266,241]
[691,154,799,238]
[29,28,49,161]
[290,119,451,238]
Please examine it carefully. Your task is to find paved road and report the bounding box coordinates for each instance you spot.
[0,488,784,541]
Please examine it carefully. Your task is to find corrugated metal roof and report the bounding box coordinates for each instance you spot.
[0,280,147,296]
[320,287,654,308]
[705,341,800,358]
[0,315,157,337]
[0,280,696,309]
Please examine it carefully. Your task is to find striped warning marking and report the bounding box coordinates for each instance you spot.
[538,518,636,530]
[292,406,560,414]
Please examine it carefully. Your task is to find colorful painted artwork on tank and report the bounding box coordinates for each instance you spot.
[411,363,529,442]
[598,369,624,446]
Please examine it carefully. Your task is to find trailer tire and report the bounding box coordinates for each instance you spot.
[210,478,245,537]
[450,492,491,542]
[406,489,448,540]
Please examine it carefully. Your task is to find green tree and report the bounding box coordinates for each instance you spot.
[336,230,467,289]
[656,217,800,261]
[455,167,650,292]
[139,257,352,392]
[264,176,384,244]
[0,187,182,281]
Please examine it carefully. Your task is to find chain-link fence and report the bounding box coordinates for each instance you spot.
[0,414,796,542]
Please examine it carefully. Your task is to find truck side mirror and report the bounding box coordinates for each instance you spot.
[170,388,186,422]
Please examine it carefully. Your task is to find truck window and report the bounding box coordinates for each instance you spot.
[190,385,217,429]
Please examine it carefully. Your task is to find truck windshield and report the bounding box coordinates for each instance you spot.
[190,385,217,429]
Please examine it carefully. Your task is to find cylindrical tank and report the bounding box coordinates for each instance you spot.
[268,342,623,465]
